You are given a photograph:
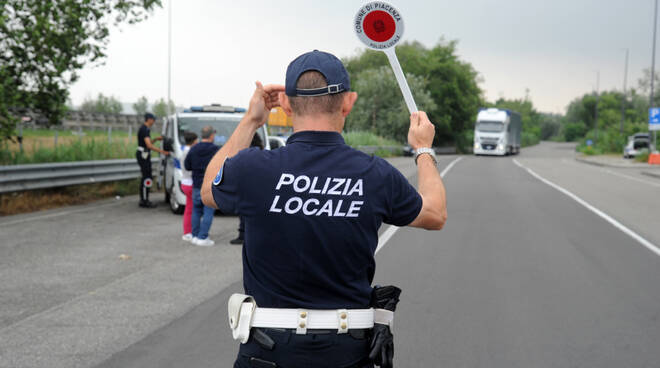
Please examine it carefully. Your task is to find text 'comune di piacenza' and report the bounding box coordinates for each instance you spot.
[269,173,364,217]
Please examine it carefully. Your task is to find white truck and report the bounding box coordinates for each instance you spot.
[157,104,270,214]
[473,108,521,156]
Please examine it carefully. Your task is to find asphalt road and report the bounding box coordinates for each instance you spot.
[2,143,660,368]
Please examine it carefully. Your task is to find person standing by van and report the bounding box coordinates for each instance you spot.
[184,126,219,246]
[229,133,264,245]
[181,131,198,242]
[137,112,169,208]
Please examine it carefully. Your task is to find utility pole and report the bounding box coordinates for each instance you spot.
[620,49,629,135]
[167,0,172,115]
[595,71,600,145]
[651,0,658,150]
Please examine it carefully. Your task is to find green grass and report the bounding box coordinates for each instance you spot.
[342,131,403,157]
[0,128,152,165]
[635,150,650,163]
[1,138,140,165]
[16,128,117,138]
[343,131,401,147]
[577,145,603,156]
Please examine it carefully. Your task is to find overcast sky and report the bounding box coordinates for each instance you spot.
[69,0,656,114]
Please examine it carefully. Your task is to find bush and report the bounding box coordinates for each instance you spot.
[635,149,650,163]
[521,132,540,147]
[563,121,588,141]
[456,129,474,153]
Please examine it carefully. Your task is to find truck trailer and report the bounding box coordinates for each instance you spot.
[473,108,521,156]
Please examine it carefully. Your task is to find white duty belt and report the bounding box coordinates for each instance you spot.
[227,293,394,343]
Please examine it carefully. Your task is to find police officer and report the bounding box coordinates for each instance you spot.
[201,50,447,368]
[136,112,169,208]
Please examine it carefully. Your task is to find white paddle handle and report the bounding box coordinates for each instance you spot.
[385,48,418,114]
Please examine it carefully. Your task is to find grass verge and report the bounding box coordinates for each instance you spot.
[0,179,140,216]
[2,128,145,165]
[635,151,650,163]
[343,131,401,147]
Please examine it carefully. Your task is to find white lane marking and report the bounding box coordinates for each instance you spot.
[514,158,660,257]
[0,200,123,227]
[563,158,660,188]
[375,156,463,254]
[376,225,399,254]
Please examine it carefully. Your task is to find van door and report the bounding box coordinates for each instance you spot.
[164,117,175,193]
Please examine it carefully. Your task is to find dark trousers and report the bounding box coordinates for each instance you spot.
[234,328,373,368]
[136,151,152,203]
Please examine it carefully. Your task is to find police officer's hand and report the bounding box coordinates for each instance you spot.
[407,111,435,150]
[246,82,285,127]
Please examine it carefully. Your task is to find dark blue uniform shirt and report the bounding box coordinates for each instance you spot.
[212,131,422,309]
[184,142,220,189]
[137,124,150,149]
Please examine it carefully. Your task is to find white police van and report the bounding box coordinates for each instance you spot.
[158,104,270,214]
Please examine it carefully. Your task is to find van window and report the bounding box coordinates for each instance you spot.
[177,116,266,146]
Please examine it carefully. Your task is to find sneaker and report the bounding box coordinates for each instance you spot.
[139,201,157,208]
[182,233,193,242]
[229,237,244,245]
[194,237,215,247]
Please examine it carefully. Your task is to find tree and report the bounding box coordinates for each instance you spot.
[152,98,176,118]
[0,0,162,141]
[539,113,562,140]
[133,96,149,116]
[637,68,660,96]
[344,40,482,147]
[490,98,542,136]
[560,90,648,148]
[80,93,123,114]
[346,66,436,142]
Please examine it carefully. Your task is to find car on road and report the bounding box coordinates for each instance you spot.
[623,133,650,159]
[157,104,270,214]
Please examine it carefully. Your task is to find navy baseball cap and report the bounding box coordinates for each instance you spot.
[285,50,351,97]
[144,112,156,121]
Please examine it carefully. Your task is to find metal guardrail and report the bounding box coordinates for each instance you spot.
[0,158,159,194]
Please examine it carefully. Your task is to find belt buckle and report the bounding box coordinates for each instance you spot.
[296,309,308,335]
[337,309,349,334]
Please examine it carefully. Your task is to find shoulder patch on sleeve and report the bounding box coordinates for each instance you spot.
[213,158,228,186]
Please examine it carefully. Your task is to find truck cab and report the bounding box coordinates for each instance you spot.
[158,104,270,214]
[473,108,521,156]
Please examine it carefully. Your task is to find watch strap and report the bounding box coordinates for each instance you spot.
[414,148,437,165]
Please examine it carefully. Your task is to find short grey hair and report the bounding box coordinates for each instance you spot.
[200,126,215,139]
[289,71,346,116]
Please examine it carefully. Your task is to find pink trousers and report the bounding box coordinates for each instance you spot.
[182,184,193,235]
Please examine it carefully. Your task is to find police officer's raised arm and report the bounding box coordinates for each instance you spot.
[144,136,169,156]
[407,111,448,230]
[201,82,284,209]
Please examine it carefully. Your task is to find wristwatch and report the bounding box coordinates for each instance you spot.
[414,147,437,165]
